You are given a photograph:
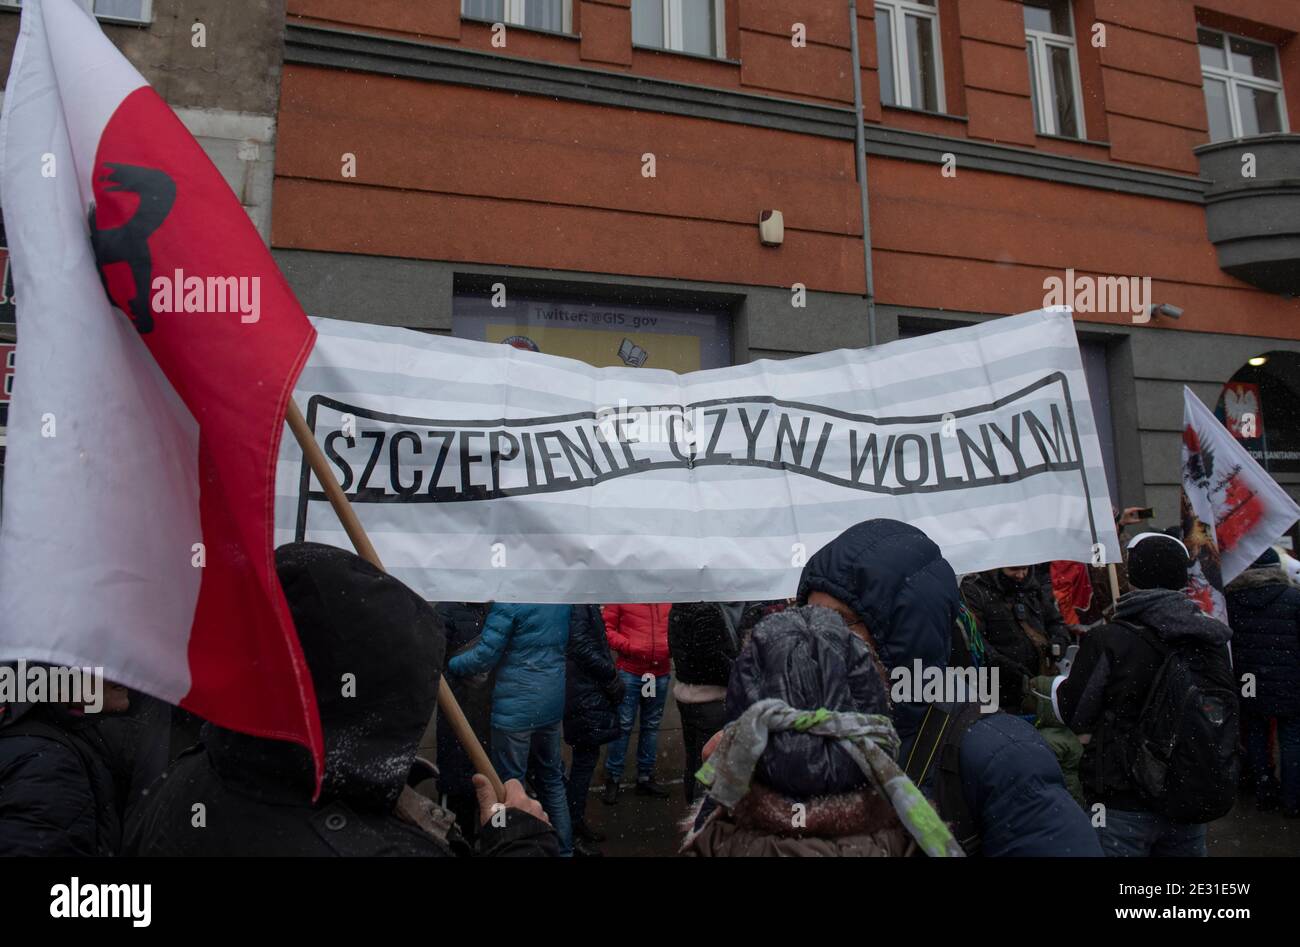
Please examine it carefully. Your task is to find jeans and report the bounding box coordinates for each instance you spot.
[1245,712,1300,811]
[1097,808,1207,857]
[492,721,573,857]
[567,742,601,826]
[605,669,670,783]
[678,698,727,804]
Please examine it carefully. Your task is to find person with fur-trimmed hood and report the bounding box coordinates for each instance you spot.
[681,605,962,857]
[795,519,1100,856]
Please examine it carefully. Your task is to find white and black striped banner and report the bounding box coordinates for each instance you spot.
[275,308,1120,603]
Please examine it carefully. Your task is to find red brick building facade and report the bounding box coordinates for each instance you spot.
[270,0,1300,535]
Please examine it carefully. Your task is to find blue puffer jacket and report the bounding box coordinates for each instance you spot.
[448,603,571,733]
[797,519,1101,857]
[1227,565,1300,718]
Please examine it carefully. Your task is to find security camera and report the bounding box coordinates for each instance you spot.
[1149,303,1183,320]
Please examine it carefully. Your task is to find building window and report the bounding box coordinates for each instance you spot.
[1198,27,1288,141]
[462,0,572,34]
[632,0,726,58]
[0,0,151,23]
[1024,0,1083,138]
[875,0,944,112]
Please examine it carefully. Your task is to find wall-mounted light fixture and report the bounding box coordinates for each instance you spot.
[759,210,784,247]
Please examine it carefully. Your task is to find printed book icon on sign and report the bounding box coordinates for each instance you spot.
[619,338,648,367]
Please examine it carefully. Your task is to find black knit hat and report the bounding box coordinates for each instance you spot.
[1126,532,1191,591]
[1251,547,1281,569]
[274,542,446,808]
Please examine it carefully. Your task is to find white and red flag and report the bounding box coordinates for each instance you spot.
[0,0,322,775]
[1181,387,1300,622]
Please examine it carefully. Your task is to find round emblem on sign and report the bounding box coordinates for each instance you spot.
[501,335,539,352]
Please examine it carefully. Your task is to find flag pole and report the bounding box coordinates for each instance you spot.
[285,400,506,803]
[1107,562,1121,604]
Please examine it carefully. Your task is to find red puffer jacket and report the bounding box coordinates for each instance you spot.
[602,603,672,678]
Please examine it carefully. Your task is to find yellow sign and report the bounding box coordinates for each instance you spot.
[486,324,702,373]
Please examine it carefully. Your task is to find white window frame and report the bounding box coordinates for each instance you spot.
[1024,2,1085,138]
[461,0,574,34]
[0,0,153,25]
[635,0,726,58]
[1198,26,1290,141]
[876,0,946,113]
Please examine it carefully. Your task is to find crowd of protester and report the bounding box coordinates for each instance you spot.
[2,510,1298,858]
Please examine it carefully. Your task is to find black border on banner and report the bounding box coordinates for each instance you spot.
[291,371,1102,552]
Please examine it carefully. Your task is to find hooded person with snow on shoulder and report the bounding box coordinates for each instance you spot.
[795,518,1101,857]
[126,543,558,857]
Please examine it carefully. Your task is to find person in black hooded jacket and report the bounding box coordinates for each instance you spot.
[668,602,757,803]
[796,519,1100,856]
[562,604,623,854]
[434,601,492,840]
[0,680,136,856]
[961,566,1073,712]
[1226,547,1300,816]
[125,543,557,857]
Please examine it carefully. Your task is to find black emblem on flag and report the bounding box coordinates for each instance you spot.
[88,163,176,334]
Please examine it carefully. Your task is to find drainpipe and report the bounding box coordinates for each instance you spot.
[847,0,879,347]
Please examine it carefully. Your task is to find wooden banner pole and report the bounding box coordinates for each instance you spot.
[286,400,506,803]
[1107,562,1121,604]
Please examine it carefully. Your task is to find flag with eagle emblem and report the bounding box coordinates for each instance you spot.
[1181,387,1299,621]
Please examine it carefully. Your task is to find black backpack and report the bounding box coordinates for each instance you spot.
[903,703,985,856]
[1117,621,1240,823]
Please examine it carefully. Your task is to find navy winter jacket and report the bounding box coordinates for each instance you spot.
[449,603,571,733]
[0,704,131,856]
[435,602,492,797]
[797,518,1101,856]
[1227,566,1300,718]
